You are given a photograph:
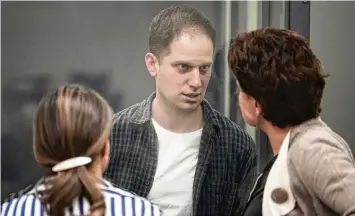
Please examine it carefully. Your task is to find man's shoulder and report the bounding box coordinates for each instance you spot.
[110,97,151,143]
[112,101,142,124]
[213,109,251,140]
[212,109,256,154]
[112,93,154,126]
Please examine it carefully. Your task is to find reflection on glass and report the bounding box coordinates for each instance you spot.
[243,0,259,142]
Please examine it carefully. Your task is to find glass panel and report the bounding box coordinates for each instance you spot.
[243,0,260,143]
[1,1,241,199]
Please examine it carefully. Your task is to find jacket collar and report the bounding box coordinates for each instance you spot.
[289,117,324,145]
[129,92,221,129]
[27,177,115,196]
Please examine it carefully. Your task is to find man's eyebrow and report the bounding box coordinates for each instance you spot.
[171,61,213,66]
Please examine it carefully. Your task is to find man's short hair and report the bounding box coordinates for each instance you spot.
[228,27,328,128]
[149,5,216,58]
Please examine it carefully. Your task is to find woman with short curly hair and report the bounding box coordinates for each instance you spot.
[229,28,355,216]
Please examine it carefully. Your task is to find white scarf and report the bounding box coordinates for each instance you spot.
[262,131,296,216]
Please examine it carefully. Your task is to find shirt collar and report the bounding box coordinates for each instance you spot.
[27,177,115,196]
[129,92,221,129]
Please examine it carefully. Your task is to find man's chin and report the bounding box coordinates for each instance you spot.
[177,102,201,114]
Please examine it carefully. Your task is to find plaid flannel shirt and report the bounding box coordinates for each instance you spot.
[103,93,257,216]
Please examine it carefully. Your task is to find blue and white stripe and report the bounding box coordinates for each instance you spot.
[1,179,162,216]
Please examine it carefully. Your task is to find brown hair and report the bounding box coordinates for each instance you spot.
[149,5,216,59]
[33,84,113,216]
[228,28,328,128]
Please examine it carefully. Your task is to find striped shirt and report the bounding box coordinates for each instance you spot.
[1,178,162,216]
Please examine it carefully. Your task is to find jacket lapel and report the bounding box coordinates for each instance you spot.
[192,122,215,216]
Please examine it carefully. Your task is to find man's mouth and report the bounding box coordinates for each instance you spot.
[183,93,200,98]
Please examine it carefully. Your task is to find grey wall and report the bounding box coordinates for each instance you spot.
[1,1,222,108]
[310,2,355,152]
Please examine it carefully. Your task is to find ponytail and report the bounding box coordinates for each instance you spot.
[78,166,106,216]
[33,84,113,215]
[39,166,105,216]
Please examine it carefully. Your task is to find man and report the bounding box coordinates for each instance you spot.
[104,6,257,216]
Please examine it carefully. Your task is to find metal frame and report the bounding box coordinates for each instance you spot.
[255,0,311,172]
[211,1,246,125]
[288,1,311,39]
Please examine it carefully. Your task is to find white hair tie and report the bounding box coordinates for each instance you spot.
[52,156,92,172]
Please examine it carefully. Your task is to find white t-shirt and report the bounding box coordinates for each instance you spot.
[147,119,202,216]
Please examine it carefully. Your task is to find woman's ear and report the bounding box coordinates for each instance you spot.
[255,101,263,117]
[101,141,110,170]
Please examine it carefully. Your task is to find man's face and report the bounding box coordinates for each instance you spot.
[146,32,214,113]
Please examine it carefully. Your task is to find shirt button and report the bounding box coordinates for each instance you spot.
[271,187,289,204]
[145,181,151,186]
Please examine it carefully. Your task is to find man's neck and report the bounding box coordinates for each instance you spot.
[151,97,203,133]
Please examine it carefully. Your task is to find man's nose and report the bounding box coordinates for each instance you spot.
[188,69,202,89]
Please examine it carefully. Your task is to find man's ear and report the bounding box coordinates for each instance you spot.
[145,53,159,77]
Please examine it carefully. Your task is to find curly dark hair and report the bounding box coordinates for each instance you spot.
[228,28,328,128]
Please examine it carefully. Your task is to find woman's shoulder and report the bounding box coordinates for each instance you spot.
[101,179,162,215]
[289,118,353,163]
[102,182,152,203]
[2,179,162,216]
[287,120,355,215]
[1,193,40,216]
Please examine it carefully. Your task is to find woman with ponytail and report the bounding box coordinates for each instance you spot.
[1,84,162,216]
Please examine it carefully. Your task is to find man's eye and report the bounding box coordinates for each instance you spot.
[178,64,190,71]
[200,65,210,71]
[199,65,211,74]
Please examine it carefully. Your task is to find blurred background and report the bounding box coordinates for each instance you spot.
[2,1,355,200]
